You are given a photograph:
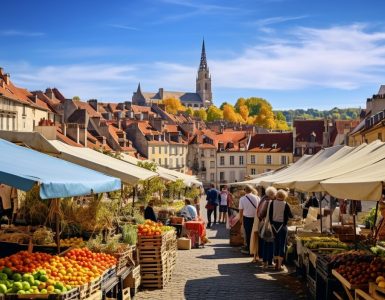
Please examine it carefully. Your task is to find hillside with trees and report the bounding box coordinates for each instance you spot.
[277,107,361,124]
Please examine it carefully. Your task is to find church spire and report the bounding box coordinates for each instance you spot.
[199,39,207,70]
[137,82,142,93]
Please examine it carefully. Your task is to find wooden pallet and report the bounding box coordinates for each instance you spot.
[79,276,102,300]
[356,289,375,300]
[369,282,385,300]
[332,269,368,300]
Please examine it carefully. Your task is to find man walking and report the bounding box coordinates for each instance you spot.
[206,184,219,228]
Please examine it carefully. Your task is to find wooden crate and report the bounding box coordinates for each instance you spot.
[124,266,141,289]
[356,289,375,300]
[79,276,102,300]
[369,282,385,300]
[122,287,131,300]
[6,288,80,300]
[332,269,368,300]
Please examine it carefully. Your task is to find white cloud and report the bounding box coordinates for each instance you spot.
[4,24,385,101]
[0,30,44,37]
[251,15,308,27]
[107,24,139,31]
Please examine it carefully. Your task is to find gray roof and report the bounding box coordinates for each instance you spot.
[140,90,202,103]
[378,85,385,95]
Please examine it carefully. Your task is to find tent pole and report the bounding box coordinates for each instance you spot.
[132,185,136,216]
[54,198,61,254]
[352,200,357,250]
[319,194,323,233]
[374,201,379,231]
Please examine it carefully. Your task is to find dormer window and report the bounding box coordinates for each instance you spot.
[260,143,264,148]
[272,143,277,149]
[310,132,316,143]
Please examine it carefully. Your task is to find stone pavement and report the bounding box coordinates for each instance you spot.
[135,223,308,300]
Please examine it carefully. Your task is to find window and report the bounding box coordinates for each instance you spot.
[165,146,168,154]
[308,148,313,154]
[266,155,272,165]
[220,172,225,182]
[229,171,235,182]
[210,161,215,168]
[165,158,168,166]
[6,116,9,131]
[210,150,215,157]
[251,168,256,175]
[169,158,173,167]
[239,156,244,165]
[205,83,208,90]
[281,156,287,165]
[176,158,179,167]
[210,173,215,181]
[220,156,225,165]
[251,155,255,164]
[22,105,26,116]
[201,161,205,168]
[158,158,162,165]
[152,146,155,154]
[230,156,234,165]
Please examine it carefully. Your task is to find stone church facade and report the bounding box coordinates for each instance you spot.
[132,40,213,108]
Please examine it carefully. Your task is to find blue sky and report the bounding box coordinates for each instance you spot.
[2,0,385,110]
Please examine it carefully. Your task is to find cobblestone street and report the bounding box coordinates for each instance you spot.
[135,222,308,300]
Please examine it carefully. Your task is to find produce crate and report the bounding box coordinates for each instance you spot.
[356,288,375,300]
[79,276,102,300]
[5,288,80,300]
[123,265,141,290]
[369,282,385,300]
[113,246,134,272]
[332,269,368,300]
[316,270,337,300]
[307,274,316,300]
[101,266,118,290]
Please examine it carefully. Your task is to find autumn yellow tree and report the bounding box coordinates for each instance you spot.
[163,98,186,114]
[223,104,243,123]
[275,111,289,130]
[238,105,249,122]
[254,103,275,129]
[207,105,223,121]
[193,109,207,121]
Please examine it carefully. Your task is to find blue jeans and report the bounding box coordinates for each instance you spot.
[262,240,274,264]
[243,216,254,252]
[272,222,288,257]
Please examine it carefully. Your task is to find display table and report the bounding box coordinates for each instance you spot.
[185,220,206,248]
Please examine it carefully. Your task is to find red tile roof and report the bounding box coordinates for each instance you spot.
[194,129,248,151]
[75,101,101,118]
[293,119,324,144]
[248,132,293,153]
[137,121,161,135]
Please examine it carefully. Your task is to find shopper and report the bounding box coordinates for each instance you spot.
[268,189,293,270]
[180,199,198,221]
[219,185,230,224]
[144,200,157,222]
[302,192,319,218]
[238,185,259,255]
[193,196,201,218]
[258,186,277,267]
[206,184,219,228]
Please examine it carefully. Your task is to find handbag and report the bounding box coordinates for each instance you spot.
[259,201,275,242]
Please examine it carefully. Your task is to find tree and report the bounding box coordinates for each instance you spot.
[185,107,194,116]
[167,179,185,200]
[239,105,249,121]
[193,109,207,121]
[219,102,229,110]
[206,106,223,121]
[72,96,81,101]
[254,103,275,129]
[163,98,186,114]
[223,104,239,123]
[234,98,246,112]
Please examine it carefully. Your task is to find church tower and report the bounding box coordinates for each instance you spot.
[196,39,212,107]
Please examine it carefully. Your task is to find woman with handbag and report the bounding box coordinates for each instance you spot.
[268,189,293,270]
[258,186,277,268]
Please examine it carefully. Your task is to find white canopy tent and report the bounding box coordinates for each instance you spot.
[275,141,385,192]
[49,140,157,185]
[321,154,385,201]
[119,153,202,187]
[258,145,345,188]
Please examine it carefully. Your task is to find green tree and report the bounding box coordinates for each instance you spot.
[193,109,207,121]
[185,107,194,116]
[167,179,186,200]
[137,161,165,203]
[206,106,223,121]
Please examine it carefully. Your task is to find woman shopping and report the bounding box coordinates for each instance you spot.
[267,189,293,270]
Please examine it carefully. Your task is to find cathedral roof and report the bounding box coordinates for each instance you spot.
[137,90,202,103]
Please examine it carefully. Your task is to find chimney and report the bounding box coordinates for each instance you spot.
[88,99,98,112]
[4,73,10,85]
[45,88,54,99]
[159,88,164,99]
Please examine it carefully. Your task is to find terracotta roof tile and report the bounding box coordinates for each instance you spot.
[293,119,324,144]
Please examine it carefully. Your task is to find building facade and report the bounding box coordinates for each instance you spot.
[246,133,293,176]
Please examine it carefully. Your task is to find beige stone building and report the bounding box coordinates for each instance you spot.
[246,133,293,176]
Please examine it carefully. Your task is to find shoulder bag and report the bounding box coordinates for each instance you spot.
[259,201,275,242]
